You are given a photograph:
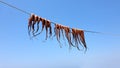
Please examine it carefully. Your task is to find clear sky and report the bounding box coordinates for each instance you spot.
[0,0,120,68]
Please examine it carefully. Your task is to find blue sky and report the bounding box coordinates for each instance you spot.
[0,0,120,68]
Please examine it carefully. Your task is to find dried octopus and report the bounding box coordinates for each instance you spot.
[28,14,87,51]
[28,14,42,36]
[33,18,52,40]
[54,24,75,49]
[28,14,52,40]
[72,28,87,51]
[63,26,74,49]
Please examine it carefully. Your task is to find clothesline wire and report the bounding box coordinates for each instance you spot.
[0,0,120,36]
[0,0,31,15]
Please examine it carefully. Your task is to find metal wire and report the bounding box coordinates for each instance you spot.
[0,0,31,15]
[0,0,120,36]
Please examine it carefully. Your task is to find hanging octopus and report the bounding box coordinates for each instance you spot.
[54,24,69,48]
[77,29,87,51]
[28,14,42,37]
[28,14,87,51]
[33,18,52,40]
[72,28,81,50]
[63,26,74,49]
[71,28,87,51]
[33,18,46,37]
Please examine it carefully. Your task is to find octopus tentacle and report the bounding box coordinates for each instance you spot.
[35,17,42,33]
[28,14,35,37]
[54,24,62,48]
[45,20,52,40]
